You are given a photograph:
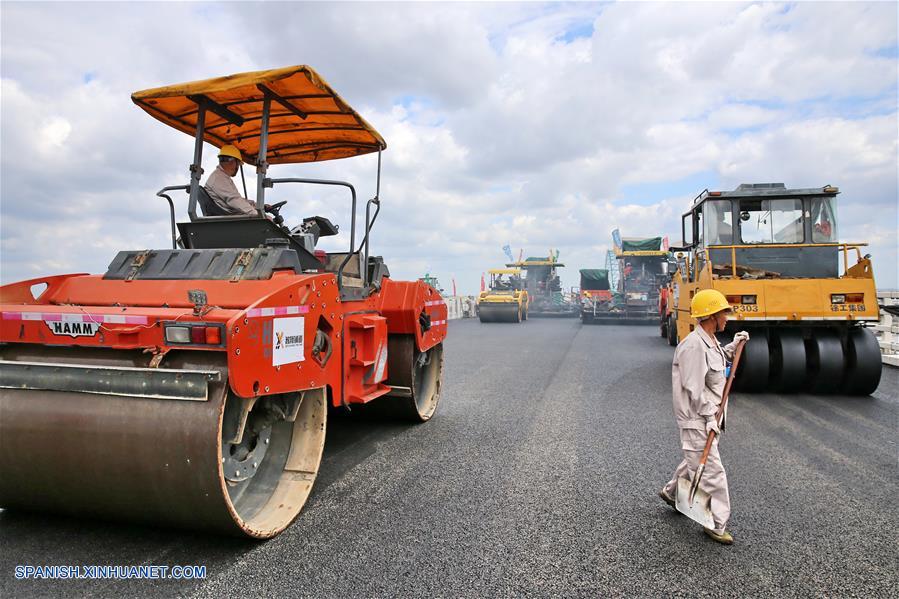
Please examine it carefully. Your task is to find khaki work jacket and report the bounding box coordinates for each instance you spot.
[204,166,257,216]
[671,326,738,431]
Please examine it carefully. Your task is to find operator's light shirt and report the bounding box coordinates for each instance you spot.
[204,165,257,216]
[671,326,739,431]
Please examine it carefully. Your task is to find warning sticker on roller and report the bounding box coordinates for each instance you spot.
[272,317,304,366]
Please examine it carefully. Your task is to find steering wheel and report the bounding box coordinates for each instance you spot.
[264,200,288,225]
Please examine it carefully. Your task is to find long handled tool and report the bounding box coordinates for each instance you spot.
[675,340,746,528]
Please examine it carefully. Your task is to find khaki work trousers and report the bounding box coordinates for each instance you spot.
[663,428,731,533]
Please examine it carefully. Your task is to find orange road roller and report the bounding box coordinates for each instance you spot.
[0,66,447,538]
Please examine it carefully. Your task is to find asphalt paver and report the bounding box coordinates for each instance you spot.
[2,319,896,597]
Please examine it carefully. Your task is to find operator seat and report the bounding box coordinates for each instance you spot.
[197,186,232,217]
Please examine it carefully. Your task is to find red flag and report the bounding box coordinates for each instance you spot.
[663,236,669,251]
[480,273,486,292]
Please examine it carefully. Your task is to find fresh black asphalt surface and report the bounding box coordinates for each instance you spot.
[2,318,897,597]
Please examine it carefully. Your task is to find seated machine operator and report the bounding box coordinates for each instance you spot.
[204,145,258,216]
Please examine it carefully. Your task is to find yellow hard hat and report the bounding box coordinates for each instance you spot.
[690,289,731,319]
[218,144,242,161]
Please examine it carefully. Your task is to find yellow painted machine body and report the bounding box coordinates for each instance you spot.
[478,269,529,323]
[672,246,878,337]
[666,183,882,395]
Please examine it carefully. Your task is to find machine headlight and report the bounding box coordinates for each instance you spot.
[831,294,846,304]
[741,295,756,305]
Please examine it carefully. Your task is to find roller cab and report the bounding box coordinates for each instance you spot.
[668,183,881,395]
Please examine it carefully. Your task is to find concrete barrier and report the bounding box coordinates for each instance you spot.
[875,291,899,367]
[444,296,477,320]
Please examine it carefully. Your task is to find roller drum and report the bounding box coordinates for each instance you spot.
[0,346,326,538]
[382,335,443,422]
[478,303,521,323]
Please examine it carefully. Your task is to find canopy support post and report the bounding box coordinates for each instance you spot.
[255,96,271,215]
[187,102,206,221]
[363,149,383,287]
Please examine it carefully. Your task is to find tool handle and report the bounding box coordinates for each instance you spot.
[695,340,746,468]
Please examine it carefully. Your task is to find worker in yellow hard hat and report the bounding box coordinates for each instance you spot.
[203,144,258,216]
[659,289,749,545]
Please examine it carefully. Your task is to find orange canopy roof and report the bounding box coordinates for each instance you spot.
[131,65,386,164]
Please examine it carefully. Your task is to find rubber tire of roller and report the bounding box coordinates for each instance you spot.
[842,327,882,396]
[806,328,845,394]
[734,333,770,393]
[770,329,807,393]
[667,316,678,347]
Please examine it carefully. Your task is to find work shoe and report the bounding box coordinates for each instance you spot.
[658,489,676,509]
[704,528,734,545]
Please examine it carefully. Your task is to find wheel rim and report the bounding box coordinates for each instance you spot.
[412,343,443,420]
[222,387,326,537]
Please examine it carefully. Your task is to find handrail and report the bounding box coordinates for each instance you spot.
[703,242,868,249]
[264,177,356,287]
[156,185,189,249]
[699,242,867,278]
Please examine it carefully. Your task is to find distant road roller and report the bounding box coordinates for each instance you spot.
[478,269,528,322]
[667,183,881,395]
[0,65,448,538]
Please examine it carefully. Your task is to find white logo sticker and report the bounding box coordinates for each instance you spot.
[272,317,304,366]
[46,321,100,338]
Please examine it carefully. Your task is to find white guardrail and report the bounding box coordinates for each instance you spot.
[875,291,899,367]
[444,296,478,320]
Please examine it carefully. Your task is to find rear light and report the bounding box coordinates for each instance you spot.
[708,191,722,196]
[741,295,756,305]
[726,295,741,304]
[165,326,191,343]
[845,293,864,303]
[205,326,222,344]
[831,294,845,304]
[164,323,224,345]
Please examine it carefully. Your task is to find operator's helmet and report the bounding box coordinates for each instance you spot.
[218,144,242,162]
[690,289,731,319]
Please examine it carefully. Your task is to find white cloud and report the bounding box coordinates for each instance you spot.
[1,1,897,294]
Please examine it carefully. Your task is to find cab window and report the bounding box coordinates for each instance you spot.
[810,196,838,242]
[703,200,733,245]
[738,198,804,244]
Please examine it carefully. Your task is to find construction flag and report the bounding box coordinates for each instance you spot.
[452,278,457,297]
[502,244,514,263]
[662,236,669,251]
[480,273,486,292]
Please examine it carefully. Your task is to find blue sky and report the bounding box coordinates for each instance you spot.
[1,1,896,293]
